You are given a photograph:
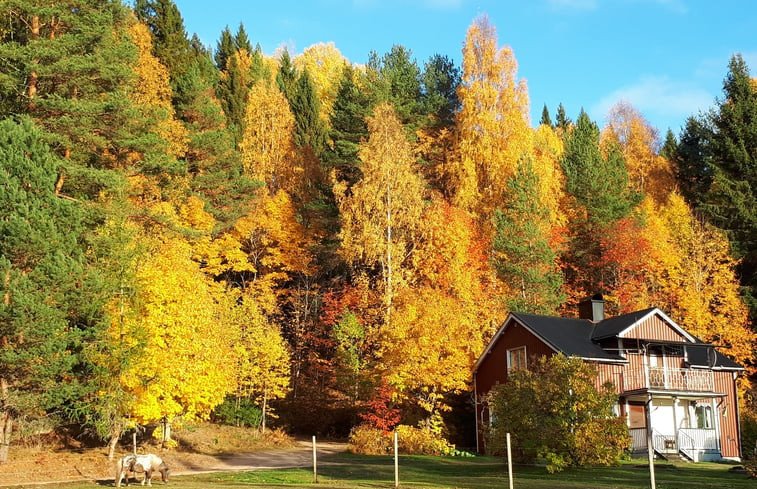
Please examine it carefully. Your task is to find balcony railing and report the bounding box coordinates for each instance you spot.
[623,366,715,392]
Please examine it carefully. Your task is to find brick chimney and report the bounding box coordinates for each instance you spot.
[578,293,605,322]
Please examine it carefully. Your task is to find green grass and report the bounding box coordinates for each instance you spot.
[16,453,754,489]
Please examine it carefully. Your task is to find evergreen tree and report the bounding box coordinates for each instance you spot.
[0,119,103,463]
[234,22,252,53]
[366,45,423,134]
[291,69,327,154]
[276,49,298,104]
[323,65,372,186]
[561,110,640,227]
[134,0,196,110]
[493,159,565,314]
[214,26,235,70]
[556,103,571,132]
[675,115,714,208]
[540,104,553,127]
[703,54,757,315]
[660,128,678,160]
[421,54,460,128]
[0,0,154,189]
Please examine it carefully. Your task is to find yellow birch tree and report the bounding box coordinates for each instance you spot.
[239,81,299,193]
[453,15,532,219]
[334,102,426,325]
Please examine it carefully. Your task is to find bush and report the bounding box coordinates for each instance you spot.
[486,355,629,472]
[348,424,455,456]
[212,397,263,428]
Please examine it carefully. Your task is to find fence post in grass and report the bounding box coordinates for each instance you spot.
[646,396,656,489]
[313,435,317,483]
[394,431,399,488]
[506,432,513,489]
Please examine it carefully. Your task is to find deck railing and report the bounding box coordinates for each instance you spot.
[629,427,718,456]
[623,366,714,392]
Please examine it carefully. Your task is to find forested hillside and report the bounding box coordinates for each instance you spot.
[0,0,754,462]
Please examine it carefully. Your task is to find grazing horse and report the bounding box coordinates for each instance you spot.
[115,453,170,487]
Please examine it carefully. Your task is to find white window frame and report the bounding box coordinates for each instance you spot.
[507,346,527,373]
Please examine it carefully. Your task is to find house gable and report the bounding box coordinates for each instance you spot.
[592,307,696,343]
[473,315,557,396]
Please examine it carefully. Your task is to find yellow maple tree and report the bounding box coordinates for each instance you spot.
[114,233,237,425]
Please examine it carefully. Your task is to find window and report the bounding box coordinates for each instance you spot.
[694,403,713,429]
[507,346,527,373]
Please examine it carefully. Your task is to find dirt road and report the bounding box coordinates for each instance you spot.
[168,440,347,474]
[0,440,348,487]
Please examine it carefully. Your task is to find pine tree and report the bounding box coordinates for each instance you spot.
[0,0,153,185]
[134,0,194,107]
[366,45,423,134]
[421,54,461,128]
[493,158,565,314]
[0,119,100,463]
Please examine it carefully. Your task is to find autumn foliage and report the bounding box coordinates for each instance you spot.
[0,2,754,464]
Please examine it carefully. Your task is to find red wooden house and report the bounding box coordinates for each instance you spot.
[473,296,744,461]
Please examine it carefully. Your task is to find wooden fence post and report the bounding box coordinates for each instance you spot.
[312,435,317,483]
[394,431,399,488]
[506,432,513,489]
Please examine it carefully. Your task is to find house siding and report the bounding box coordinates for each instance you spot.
[714,371,741,459]
[622,314,688,342]
[474,319,556,453]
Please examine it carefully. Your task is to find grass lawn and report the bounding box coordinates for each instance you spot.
[23,453,753,489]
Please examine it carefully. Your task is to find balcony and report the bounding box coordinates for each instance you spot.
[623,366,715,393]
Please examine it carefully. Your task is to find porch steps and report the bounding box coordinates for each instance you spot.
[657,451,690,463]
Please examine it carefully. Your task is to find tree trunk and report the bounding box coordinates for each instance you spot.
[0,410,11,465]
[107,427,121,461]
[0,273,10,464]
[27,16,40,107]
[261,390,268,432]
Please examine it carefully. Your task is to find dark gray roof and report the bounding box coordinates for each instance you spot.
[591,307,657,340]
[687,344,743,370]
[510,312,625,362]
[507,310,742,370]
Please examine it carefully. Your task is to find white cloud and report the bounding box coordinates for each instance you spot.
[590,75,713,129]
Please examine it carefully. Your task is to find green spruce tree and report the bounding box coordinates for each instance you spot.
[493,159,565,314]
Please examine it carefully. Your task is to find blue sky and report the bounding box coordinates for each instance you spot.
[174,0,757,136]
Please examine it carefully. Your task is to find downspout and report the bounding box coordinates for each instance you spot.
[733,371,743,460]
[473,371,479,454]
